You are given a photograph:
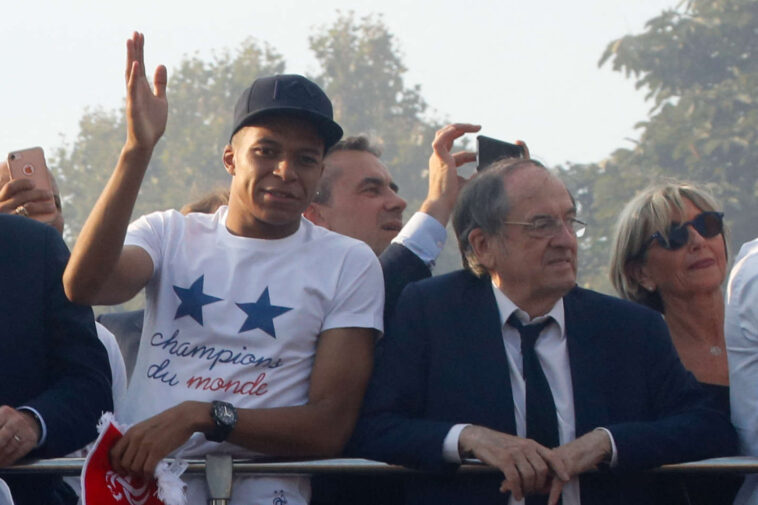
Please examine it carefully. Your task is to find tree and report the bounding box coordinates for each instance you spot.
[565,0,758,292]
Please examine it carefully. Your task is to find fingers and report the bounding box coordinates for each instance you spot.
[548,476,565,505]
[524,447,551,493]
[110,436,127,475]
[432,123,481,154]
[537,444,571,482]
[153,65,168,99]
[110,429,155,481]
[134,32,146,75]
[498,445,554,500]
[0,181,55,216]
[516,139,530,159]
[498,457,524,500]
[125,32,147,85]
[0,407,37,467]
[451,151,477,168]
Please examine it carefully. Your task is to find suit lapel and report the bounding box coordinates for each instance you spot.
[564,288,610,436]
[456,274,518,435]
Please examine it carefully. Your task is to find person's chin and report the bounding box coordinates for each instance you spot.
[547,270,577,292]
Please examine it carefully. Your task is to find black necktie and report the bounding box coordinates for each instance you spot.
[508,314,560,505]
[508,314,559,448]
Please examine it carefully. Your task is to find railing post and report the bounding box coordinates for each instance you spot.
[205,453,233,505]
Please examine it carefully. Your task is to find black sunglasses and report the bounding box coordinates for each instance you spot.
[640,211,724,254]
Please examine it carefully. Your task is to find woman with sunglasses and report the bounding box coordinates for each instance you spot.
[609,181,740,505]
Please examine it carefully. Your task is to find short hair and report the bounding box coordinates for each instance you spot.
[453,158,547,276]
[313,135,383,205]
[609,181,727,313]
[180,188,230,215]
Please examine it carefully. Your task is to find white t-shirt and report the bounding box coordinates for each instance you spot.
[96,322,128,416]
[122,207,384,505]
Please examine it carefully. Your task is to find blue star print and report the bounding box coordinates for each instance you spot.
[173,275,222,325]
[236,287,292,337]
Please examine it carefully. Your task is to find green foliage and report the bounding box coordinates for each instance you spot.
[568,0,758,292]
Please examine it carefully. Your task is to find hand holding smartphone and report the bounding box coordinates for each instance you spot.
[4,147,57,221]
[476,135,527,171]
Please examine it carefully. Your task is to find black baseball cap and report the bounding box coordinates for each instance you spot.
[230,74,343,151]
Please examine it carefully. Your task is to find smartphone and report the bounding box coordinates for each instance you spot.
[476,135,525,171]
[7,147,56,221]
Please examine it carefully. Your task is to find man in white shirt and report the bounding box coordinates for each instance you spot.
[348,158,736,505]
[64,32,383,505]
[726,237,758,505]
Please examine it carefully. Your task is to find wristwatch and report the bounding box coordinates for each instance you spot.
[206,401,238,442]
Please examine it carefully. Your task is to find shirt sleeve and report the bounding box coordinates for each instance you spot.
[17,407,46,447]
[322,242,385,334]
[391,212,447,267]
[124,210,174,275]
[595,427,618,466]
[442,424,470,463]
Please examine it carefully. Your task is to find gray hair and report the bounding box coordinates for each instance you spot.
[453,158,547,276]
[314,135,383,205]
[609,180,727,313]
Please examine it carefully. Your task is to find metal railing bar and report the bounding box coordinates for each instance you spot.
[4,456,758,476]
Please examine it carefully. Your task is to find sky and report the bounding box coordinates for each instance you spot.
[1,0,680,168]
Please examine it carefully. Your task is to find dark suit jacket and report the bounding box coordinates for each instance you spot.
[379,243,431,326]
[347,269,737,505]
[0,215,113,505]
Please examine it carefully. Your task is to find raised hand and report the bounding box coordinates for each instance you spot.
[420,123,480,227]
[124,32,168,153]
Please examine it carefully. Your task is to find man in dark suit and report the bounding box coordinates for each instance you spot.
[0,214,112,504]
[347,159,737,505]
[304,123,481,321]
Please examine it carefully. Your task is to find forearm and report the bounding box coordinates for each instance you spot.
[230,402,362,457]
[174,399,362,457]
[64,145,151,304]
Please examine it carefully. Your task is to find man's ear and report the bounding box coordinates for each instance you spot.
[626,260,655,292]
[468,228,496,271]
[223,144,235,176]
[304,203,328,228]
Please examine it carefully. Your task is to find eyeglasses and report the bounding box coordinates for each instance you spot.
[640,211,724,254]
[503,216,586,238]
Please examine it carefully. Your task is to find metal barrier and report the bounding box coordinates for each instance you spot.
[3,455,758,476]
[1,456,755,504]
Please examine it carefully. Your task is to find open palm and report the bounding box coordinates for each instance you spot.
[125,32,167,151]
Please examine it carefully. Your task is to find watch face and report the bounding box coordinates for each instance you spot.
[217,405,234,424]
[214,401,238,427]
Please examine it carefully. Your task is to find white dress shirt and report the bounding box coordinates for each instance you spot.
[442,284,617,505]
[726,237,758,505]
[392,212,447,267]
